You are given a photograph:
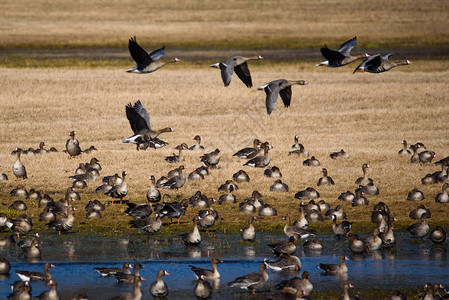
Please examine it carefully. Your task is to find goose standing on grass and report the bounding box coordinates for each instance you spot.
[161,166,186,190]
[65,131,82,158]
[244,142,272,168]
[127,36,180,73]
[201,148,221,168]
[12,148,27,180]
[228,263,269,293]
[398,140,411,155]
[122,100,173,146]
[210,55,263,88]
[105,171,128,204]
[150,270,169,298]
[233,139,261,159]
[316,36,370,67]
[189,135,205,151]
[146,175,161,206]
[435,183,449,203]
[257,79,308,115]
[47,204,75,234]
[190,258,223,280]
[353,53,411,73]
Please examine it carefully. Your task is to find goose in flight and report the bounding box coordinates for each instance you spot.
[257,79,307,115]
[316,36,370,67]
[211,55,263,88]
[353,53,411,73]
[122,100,173,145]
[127,36,180,73]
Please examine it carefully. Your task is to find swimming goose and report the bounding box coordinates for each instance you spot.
[241,216,257,241]
[259,203,278,216]
[122,100,173,145]
[268,236,296,256]
[409,204,431,220]
[114,263,145,285]
[165,143,188,163]
[194,275,213,299]
[105,171,128,204]
[0,255,10,274]
[398,140,411,155]
[65,131,82,158]
[407,188,425,201]
[365,228,382,251]
[435,183,449,203]
[232,169,250,183]
[130,214,162,234]
[332,215,353,238]
[127,36,179,73]
[94,263,132,277]
[16,262,54,281]
[264,166,282,178]
[190,258,223,280]
[317,168,335,186]
[317,36,369,67]
[407,213,430,238]
[47,204,75,234]
[150,270,169,298]
[211,55,263,88]
[12,148,27,180]
[294,187,320,200]
[200,148,221,168]
[244,142,272,168]
[283,215,316,239]
[233,139,262,159]
[430,226,447,244]
[349,234,365,254]
[303,156,320,166]
[146,175,161,206]
[330,149,349,159]
[189,135,205,151]
[110,275,143,300]
[37,279,60,300]
[257,79,308,115]
[353,53,411,73]
[355,164,373,185]
[270,179,289,192]
[228,263,269,292]
[182,217,201,246]
[264,253,301,271]
[318,255,349,274]
[275,271,313,296]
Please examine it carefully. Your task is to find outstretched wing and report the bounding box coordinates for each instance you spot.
[219,60,235,87]
[234,62,253,88]
[353,54,381,74]
[279,86,292,108]
[338,36,357,55]
[128,36,152,66]
[320,46,346,67]
[263,82,281,115]
[125,100,151,134]
[149,45,166,61]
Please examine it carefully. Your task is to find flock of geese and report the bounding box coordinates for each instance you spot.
[0,36,443,300]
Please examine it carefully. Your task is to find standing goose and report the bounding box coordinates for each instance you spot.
[130,214,162,234]
[161,166,186,190]
[365,228,382,251]
[332,215,353,238]
[228,263,269,293]
[244,142,272,168]
[435,183,449,203]
[316,36,370,67]
[114,263,145,284]
[47,204,75,234]
[122,100,173,145]
[355,164,373,185]
[317,168,335,186]
[105,171,128,204]
[233,139,262,159]
[241,216,256,242]
[318,255,349,275]
[37,279,60,300]
[146,175,161,206]
[16,262,55,281]
[210,55,263,88]
[182,217,201,246]
[349,234,365,254]
[150,269,169,298]
[353,53,411,73]
[257,79,307,115]
[398,140,411,155]
[12,148,27,180]
[267,236,296,256]
[127,36,180,73]
[200,148,221,168]
[275,271,313,296]
[189,135,205,151]
[189,258,223,280]
[65,131,82,158]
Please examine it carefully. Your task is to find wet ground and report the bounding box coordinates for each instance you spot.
[0,231,448,299]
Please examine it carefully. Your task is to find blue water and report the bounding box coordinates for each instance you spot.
[0,232,447,299]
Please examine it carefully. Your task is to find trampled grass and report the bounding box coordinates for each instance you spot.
[1,61,448,235]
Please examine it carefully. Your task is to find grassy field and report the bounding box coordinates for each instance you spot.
[0,59,448,235]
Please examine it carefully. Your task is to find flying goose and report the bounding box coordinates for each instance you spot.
[257,79,307,115]
[316,36,370,67]
[211,55,263,88]
[127,36,180,73]
[353,53,411,73]
[122,100,173,145]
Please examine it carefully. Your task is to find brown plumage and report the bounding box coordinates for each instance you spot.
[211,55,263,88]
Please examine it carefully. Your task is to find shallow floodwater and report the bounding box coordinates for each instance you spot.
[0,231,447,299]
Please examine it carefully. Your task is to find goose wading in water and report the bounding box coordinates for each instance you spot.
[210,55,263,88]
[122,100,173,146]
[353,53,411,73]
[127,36,180,73]
[257,79,307,115]
[150,270,169,298]
[228,263,269,293]
[189,258,223,280]
[316,36,370,67]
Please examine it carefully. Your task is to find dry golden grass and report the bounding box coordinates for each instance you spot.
[1,60,449,235]
[1,0,449,49]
